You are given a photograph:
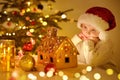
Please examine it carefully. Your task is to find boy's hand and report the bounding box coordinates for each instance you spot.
[89,37,100,44]
[78,32,88,40]
[78,32,100,44]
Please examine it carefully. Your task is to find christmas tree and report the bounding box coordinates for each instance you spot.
[0,0,74,54]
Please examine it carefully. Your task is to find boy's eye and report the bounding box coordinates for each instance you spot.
[81,24,87,29]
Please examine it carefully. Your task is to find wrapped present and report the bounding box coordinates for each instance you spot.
[36,27,78,69]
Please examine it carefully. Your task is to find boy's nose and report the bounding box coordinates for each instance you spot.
[86,31,90,35]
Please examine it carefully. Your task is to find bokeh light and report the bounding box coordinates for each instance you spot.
[39,71,45,77]
[106,68,114,75]
[62,75,68,80]
[117,73,120,80]
[86,66,92,72]
[58,71,64,76]
[74,72,80,78]
[93,73,101,80]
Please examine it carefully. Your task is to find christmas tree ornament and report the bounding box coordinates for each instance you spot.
[44,63,56,74]
[23,42,33,51]
[19,55,35,71]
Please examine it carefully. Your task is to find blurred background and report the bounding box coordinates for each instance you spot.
[0,0,120,70]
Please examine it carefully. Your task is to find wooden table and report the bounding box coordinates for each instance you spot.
[0,64,119,80]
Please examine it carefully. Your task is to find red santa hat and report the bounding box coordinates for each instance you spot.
[77,6,116,40]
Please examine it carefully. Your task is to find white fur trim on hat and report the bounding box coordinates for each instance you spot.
[77,13,109,32]
[77,13,109,41]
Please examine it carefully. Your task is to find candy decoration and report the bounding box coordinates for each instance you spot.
[44,63,56,73]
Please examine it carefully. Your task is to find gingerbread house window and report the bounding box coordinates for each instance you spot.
[50,57,53,62]
[40,55,43,60]
[65,57,69,63]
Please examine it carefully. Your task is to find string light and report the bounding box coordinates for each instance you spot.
[7,18,11,21]
[26,8,31,12]
[61,14,67,19]
[39,18,43,22]
[38,34,43,38]
[27,1,31,6]
[45,15,50,18]
[42,21,47,26]
[3,11,7,14]
[29,29,35,33]
[12,33,15,35]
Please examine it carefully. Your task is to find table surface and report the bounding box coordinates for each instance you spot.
[0,64,119,80]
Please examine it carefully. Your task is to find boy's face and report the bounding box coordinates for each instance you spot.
[81,23,100,38]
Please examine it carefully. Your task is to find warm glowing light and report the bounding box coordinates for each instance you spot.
[12,71,19,78]
[74,72,80,78]
[38,35,43,38]
[61,14,67,19]
[27,2,31,6]
[62,75,68,80]
[26,8,31,12]
[4,11,7,14]
[86,66,92,72]
[22,26,26,29]
[81,69,87,74]
[28,73,37,80]
[57,59,60,62]
[6,33,9,36]
[21,9,25,14]
[39,17,43,22]
[46,71,54,77]
[50,68,55,72]
[42,21,47,26]
[58,71,64,76]
[39,71,45,77]
[45,15,49,18]
[65,54,68,57]
[106,68,114,75]
[12,33,15,35]
[79,75,89,80]
[93,73,101,80]
[7,18,11,21]
[8,33,12,36]
[29,29,34,33]
[118,73,120,80]
[54,19,58,22]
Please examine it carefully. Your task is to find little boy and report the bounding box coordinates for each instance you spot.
[72,6,117,71]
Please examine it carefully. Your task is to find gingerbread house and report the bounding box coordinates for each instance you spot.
[36,27,78,69]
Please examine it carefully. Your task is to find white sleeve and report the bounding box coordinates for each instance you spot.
[82,40,95,64]
[90,41,113,66]
[71,34,82,46]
